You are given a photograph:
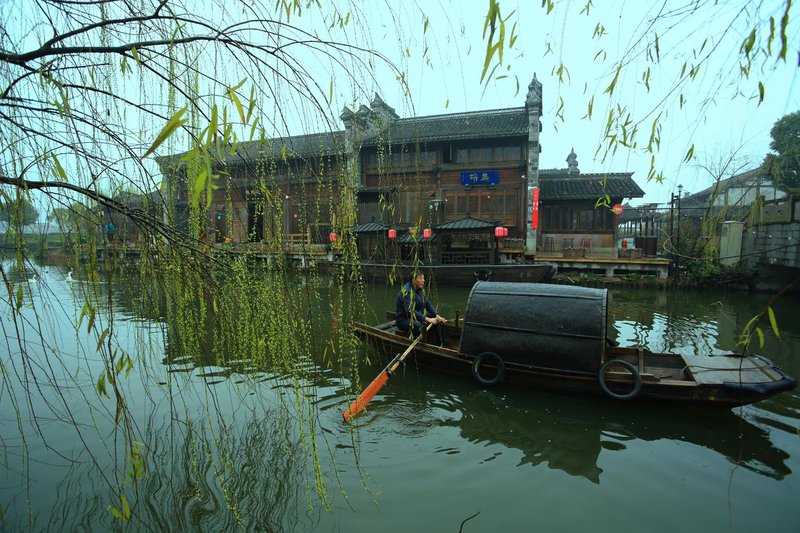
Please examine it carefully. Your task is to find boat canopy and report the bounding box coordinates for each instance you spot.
[459,281,607,373]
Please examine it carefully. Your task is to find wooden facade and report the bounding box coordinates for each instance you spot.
[160,75,644,260]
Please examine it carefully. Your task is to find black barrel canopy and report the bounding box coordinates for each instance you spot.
[459,281,608,374]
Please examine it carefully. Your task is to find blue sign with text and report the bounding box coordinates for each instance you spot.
[460,170,500,186]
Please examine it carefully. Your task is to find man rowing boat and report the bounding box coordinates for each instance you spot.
[395,271,448,346]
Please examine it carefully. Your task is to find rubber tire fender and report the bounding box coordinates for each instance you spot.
[598,359,642,400]
[472,352,505,386]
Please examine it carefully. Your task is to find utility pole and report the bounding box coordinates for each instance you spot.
[675,185,683,283]
[669,193,675,278]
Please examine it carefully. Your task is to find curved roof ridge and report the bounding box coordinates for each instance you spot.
[394,106,525,123]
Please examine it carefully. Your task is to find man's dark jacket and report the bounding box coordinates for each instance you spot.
[395,281,437,332]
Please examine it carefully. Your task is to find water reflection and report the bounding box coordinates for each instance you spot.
[41,412,314,532]
[609,290,727,354]
[438,387,792,484]
[608,288,800,364]
[4,256,799,530]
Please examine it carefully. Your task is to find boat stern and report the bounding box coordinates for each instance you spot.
[721,354,797,400]
[684,352,797,406]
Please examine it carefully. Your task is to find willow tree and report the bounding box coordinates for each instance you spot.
[489,0,797,340]
[0,0,438,528]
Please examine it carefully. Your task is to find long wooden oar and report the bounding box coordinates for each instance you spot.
[342,322,434,422]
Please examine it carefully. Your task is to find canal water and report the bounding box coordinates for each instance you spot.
[1,261,798,531]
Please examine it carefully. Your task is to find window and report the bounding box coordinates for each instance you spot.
[453,145,522,163]
[495,146,521,160]
[373,149,436,167]
[456,195,467,213]
[467,195,478,214]
[541,205,613,231]
[469,147,492,161]
[444,190,517,226]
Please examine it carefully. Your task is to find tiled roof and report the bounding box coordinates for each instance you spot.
[683,168,763,202]
[539,172,644,200]
[230,131,347,163]
[351,221,390,233]
[113,190,162,207]
[170,106,528,165]
[155,130,347,169]
[363,107,528,145]
[434,216,497,231]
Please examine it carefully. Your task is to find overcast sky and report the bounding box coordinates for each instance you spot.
[5,0,798,219]
[316,0,799,207]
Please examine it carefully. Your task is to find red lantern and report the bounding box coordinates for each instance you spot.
[388,228,397,240]
[423,228,432,240]
[495,226,504,238]
[503,227,509,238]
[612,203,624,215]
[329,232,338,243]
[408,227,416,236]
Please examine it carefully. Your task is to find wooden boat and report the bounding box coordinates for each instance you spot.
[354,281,797,406]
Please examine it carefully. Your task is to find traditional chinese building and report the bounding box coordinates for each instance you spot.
[159,73,644,262]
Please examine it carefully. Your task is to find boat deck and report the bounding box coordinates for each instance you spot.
[681,353,782,385]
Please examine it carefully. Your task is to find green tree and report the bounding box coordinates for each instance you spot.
[0,1,411,526]
[762,111,800,192]
[47,202,99,240]
[0,192,38,224]
[46,206,71,225]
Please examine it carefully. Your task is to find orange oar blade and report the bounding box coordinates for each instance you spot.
[342,370,390,422]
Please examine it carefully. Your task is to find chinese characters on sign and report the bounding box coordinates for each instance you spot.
[460,170,500,186]
[531,186,540,229]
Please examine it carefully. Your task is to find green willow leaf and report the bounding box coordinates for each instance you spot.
[227,78,247,124]
[767,17,775,55]
[96,327,109,352]
[245,85,256,123]
[742,29,756,58]
[121,494,131,520]
[683,144,695,162]
[767,306,781,339]
[604,64,621,94]
[654,33,660,61]
[51,154,67,180]
[97,372,108,397]
[141,107,187,159]
[208,104,218,146]
[190,169,207,206]
[249,116,260,141]
[87,307,96,334]
[778,2,789,60]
